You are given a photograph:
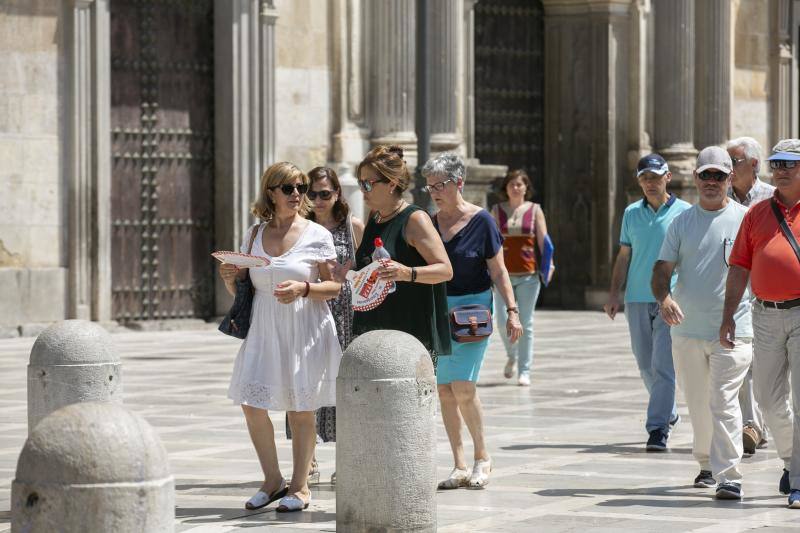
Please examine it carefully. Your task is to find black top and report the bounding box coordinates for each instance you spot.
[352,205,452,356]
[434,209,503,296]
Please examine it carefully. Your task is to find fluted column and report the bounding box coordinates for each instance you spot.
[429,0,464,153]
[694,0,731,149]
[769,0,795,143]
[367,0,417,165]
[653,0,696,177]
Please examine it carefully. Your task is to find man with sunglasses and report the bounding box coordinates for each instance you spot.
[726,137,775,456]
[604,154,690,453]
[721,139,800,508]
[652,146,752,500]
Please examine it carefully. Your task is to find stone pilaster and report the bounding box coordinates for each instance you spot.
[213,0,278,314]
[769,0,795,143]
[429,0,465,153]
[694,0,731,149]
[330,0,368,218]
[366,0,417,166]
[67,0,112,322]
[543,0,630,308]
[627,0,651,178]
[463,0,478,158]
[653,0,697,181]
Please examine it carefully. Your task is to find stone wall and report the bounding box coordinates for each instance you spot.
[273,0,332,172]
[0,1,67,335]
[731,0,770,161]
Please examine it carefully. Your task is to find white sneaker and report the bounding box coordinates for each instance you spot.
[504,359,515,379]
[518,373,530,386]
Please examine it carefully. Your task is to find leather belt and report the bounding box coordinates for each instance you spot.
[756,297,800,310]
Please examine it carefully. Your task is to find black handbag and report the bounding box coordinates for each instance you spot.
[449,304,493,343]
[218,224,261,339]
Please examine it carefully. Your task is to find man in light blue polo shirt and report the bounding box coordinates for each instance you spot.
[605,154,691,452]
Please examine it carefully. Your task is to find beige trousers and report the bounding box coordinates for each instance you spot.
[672,336,752,483]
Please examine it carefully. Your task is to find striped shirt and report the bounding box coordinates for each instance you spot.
[728,178,776,208]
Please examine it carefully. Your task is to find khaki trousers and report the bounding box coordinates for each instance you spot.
[672,336,752,483]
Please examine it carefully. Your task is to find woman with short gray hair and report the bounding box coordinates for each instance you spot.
[423,152,522,490]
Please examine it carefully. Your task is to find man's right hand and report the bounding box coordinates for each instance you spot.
[604,295,621,320]
[719,317,736,349]
[659,296,684,326]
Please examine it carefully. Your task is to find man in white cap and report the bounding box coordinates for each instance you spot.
[652,146,752,499]
[721,138,800,508]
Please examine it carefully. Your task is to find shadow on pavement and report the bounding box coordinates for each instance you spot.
[176,506,336,526]
[502,442,693,455]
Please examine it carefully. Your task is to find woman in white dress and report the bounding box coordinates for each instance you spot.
[220,162,342,513]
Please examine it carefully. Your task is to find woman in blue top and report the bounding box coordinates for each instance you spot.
[424,153,523,490]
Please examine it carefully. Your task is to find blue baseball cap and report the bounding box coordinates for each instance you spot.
[767,139,800,161]
[636,153,669,177]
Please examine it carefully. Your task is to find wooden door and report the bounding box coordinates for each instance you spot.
[110,0,215,321]
[474,0,545,203]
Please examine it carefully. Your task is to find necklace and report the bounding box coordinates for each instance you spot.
[374,201,405,223]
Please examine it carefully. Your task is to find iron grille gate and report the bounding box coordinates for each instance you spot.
[110,0,215,321]
[474,0,545,202]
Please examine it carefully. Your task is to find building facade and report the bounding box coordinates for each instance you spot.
[0,0,793,335]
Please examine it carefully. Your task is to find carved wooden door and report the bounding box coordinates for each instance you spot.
[110,0,215,321]
[474,0,545,202]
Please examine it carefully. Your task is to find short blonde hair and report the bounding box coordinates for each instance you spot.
[251,162,311,220]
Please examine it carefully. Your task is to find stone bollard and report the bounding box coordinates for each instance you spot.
[336,330,437,532]
[27,319,121,432]
[12,402,174,532]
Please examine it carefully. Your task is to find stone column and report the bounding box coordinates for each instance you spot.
[67,0,112,323]
[627,0,652,176]
[694,0,732,149]
[366,0,418,166]
[653,0,697,180]
[769,0,795,143]
[463,0,478,158]
[214,0,278,315]
[429,0,465,154]
[331,0,368,218]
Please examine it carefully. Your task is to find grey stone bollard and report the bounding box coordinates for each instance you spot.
[27,319,121,432]
[336,330,437,532]
[12,402,174,532]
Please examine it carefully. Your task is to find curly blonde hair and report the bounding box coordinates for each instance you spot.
[251,162,311,220]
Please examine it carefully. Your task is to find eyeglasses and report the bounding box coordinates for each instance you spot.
[423,178,454,193]
[731,157,747,166]
[698,171,729,182]
[270,183,309,195]
[358,178,387,193]
[769,160,798,170]
[307,190,334,201]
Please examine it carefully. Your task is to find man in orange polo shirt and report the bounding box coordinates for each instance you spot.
[720,138,800,508]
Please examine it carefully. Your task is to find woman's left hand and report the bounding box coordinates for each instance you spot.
[548,265,556,284]
[376,260,412,282]
[506,314,523,343]
[273,280,305,304]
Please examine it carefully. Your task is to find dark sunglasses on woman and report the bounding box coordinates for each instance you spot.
[307,190,334,201]
[698,171,729,182]
[769,160,798,170]
[271,183,309,195]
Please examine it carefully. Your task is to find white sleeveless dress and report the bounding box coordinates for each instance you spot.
[227,221,342,411]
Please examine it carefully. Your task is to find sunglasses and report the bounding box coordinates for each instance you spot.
[423,178,454,193]
[698,171,729,182]
[307,189,334,201]
[270,183,309,195]
[358,178,387,193]
[769,160,798,170]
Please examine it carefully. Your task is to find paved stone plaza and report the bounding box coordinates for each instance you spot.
[1,311,799,532]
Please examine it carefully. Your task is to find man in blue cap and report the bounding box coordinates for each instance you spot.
[605,154,691,451]
[721,138,800,507]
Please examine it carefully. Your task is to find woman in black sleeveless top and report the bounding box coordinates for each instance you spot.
[351,145,453,361]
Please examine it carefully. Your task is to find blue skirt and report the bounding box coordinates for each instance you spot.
[437,289,493,385]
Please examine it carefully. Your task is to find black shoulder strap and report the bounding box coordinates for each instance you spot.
[247,223,261,254]
[771,199,800,265]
